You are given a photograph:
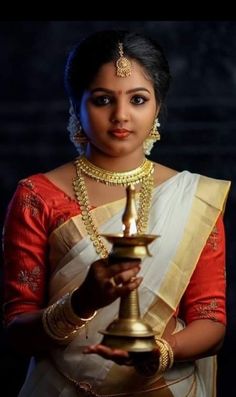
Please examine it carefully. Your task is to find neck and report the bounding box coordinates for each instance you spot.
[84,147,146,172]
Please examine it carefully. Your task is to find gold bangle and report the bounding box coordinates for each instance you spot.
[42,305,78,345]
[154,337,174,372]
[159,338,174,369]
[79,311,97,322]
[42,291,97,345]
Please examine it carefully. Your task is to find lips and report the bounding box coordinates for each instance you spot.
[109,129,131,138]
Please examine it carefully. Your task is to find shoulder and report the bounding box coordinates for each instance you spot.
[44,161,75,180]
[194,174,231,213]
[16,161,75,197]
[16,173,52,200]
[44,161,76,195]
[153,162,179,187]
[196,174,231,190]
[7,174,50,218]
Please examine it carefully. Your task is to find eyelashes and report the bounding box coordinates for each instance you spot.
[91,96,111,106]
[90,95,149,107]
[130,96,147,105]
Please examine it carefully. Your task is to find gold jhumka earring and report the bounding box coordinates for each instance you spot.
[67,104,89,155]
[143,118,161,156]
[73,131,88,145]
[116,42,132,77]
[73,120,89,146]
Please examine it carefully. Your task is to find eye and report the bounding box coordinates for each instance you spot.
[91,95,111,106]
[131,95,148,105]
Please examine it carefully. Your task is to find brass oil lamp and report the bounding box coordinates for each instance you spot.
[100,185,159,352]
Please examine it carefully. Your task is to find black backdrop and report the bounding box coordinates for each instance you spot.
[0,21,235,396]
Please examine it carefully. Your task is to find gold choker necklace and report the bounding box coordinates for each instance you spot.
[75,156,154,186]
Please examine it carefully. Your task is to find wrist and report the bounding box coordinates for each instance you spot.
[42,290,97,345]
[71,287,97,319]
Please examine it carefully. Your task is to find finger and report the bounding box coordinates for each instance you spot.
[106,274,142,293]
[108,261,141,275]
[109,276,116,288]
[83,344,129,358]
[113,276,143,297]
[83,345,133,366]
[104,276,118,290]
[125,276,143,290]
[108,256,141,265]
[114,267,141,285]
[105,267,140,286]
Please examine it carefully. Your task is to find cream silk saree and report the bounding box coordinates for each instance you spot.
[18,171,230,397]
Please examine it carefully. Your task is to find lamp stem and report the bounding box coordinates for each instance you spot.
[119,290,140,319]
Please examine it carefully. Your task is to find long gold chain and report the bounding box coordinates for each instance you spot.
[75,156,154,186]
[73,158,154,258]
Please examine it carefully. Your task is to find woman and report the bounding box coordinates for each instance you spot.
[2,30,230,396]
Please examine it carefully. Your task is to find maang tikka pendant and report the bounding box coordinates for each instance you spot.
[116,42,132,77]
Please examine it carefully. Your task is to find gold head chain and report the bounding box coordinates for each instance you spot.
[116,42,132,77]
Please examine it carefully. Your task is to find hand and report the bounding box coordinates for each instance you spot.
[73,257,142,316]
[83,343,133,366]
[130,350,160,376]
[84,345,160,374]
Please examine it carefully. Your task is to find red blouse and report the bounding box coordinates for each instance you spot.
[2,174,226,327]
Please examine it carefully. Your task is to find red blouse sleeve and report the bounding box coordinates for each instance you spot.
[2,180,49,325]
[179,214,226,326]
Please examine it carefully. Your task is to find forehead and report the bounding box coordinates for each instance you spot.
[89,60,154,92]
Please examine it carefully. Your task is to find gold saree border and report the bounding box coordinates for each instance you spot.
[144,175,231,336]
[102,176,229,397]
[48,198,126,258]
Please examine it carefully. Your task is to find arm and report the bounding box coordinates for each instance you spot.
[164,319,225,361]
[2,180,52,354]
[3,181,142,356]
[165,214,226,361]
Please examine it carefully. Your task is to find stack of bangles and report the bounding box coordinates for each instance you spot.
[42,289,97,345]
[134,337,174,377]
[155,337,174,372]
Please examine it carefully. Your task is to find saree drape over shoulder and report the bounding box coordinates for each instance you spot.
[3,170,230,397]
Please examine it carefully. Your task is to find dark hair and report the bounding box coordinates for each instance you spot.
[64,30,171,112]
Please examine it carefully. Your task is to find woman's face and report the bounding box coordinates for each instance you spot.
[79,59,159,158]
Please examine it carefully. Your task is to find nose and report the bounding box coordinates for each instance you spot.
[110,99,129,124]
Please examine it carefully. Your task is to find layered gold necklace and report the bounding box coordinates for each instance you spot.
[76,155,154,186]
[72,156,154,258]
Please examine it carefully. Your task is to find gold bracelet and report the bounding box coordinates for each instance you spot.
[154,337,174,372]
[42,290,97,345]
[159,338,174,369]
[42,305,78,345]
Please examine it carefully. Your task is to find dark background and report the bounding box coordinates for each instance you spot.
[0,21,235,396]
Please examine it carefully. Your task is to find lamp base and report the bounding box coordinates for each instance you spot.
[100,318,157,352]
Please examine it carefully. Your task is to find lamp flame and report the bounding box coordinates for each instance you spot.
[122,185,138,237]
[122,218,137,236]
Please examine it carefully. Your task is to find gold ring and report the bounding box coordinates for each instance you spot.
[110,277,116,287]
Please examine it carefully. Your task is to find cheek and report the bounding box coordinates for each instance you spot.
[83,118,105,141]
[81,110,96,134]
[84,108,107,130]
[141,118,154,136]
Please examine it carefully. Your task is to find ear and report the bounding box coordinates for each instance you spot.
[71,100,80,120]
[155,103,161,117]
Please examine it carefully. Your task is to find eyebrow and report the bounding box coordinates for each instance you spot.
[90,87,151,95]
